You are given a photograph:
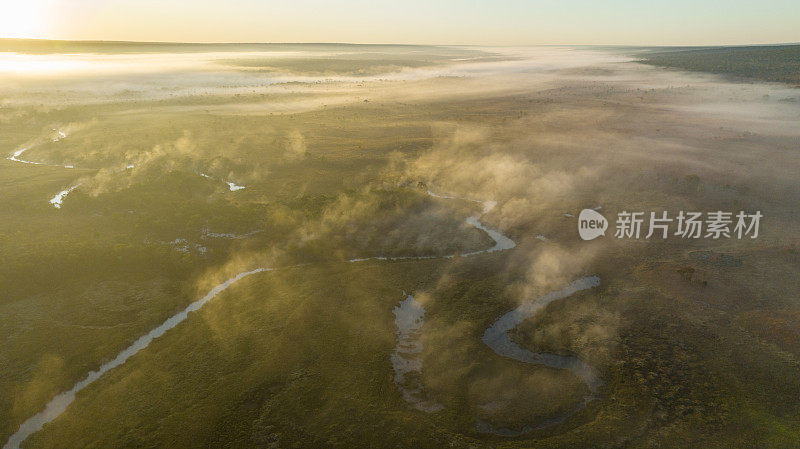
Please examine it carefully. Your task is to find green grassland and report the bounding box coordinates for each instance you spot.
[0,100,494,441]
[637,45,800,85]
[1,45,799,448]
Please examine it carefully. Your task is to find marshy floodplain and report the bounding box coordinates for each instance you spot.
[1,41,799,448]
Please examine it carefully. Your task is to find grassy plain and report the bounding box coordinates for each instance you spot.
[637,45,800,85]
[1,43,799,448]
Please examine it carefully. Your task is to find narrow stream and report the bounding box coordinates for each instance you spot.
[8,131,75,169]
[3,268,270,449]
[8,148,43,165]
[390,294,444,412]
[49,185,80,209]
[350,192,515,263]
[481,276,602,388]
[477,276,602,435]
[389,193,601,434]
[4,189,597,447]
[199,173,246,191]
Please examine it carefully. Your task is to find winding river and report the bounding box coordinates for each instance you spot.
[476,276,602,435]
[4,188,599,448]
[7,136,246,211]
[6,132,82,210]
[387,194,601,435]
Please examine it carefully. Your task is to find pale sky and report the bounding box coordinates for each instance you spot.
[2,0,799,46]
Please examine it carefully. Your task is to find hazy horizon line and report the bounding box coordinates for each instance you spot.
[1,37,798,49]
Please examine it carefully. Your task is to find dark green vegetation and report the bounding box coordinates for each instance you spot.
[637,45,800,85]
[2,44,800,448]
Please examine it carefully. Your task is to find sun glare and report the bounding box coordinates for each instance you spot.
[0,0,51,39]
